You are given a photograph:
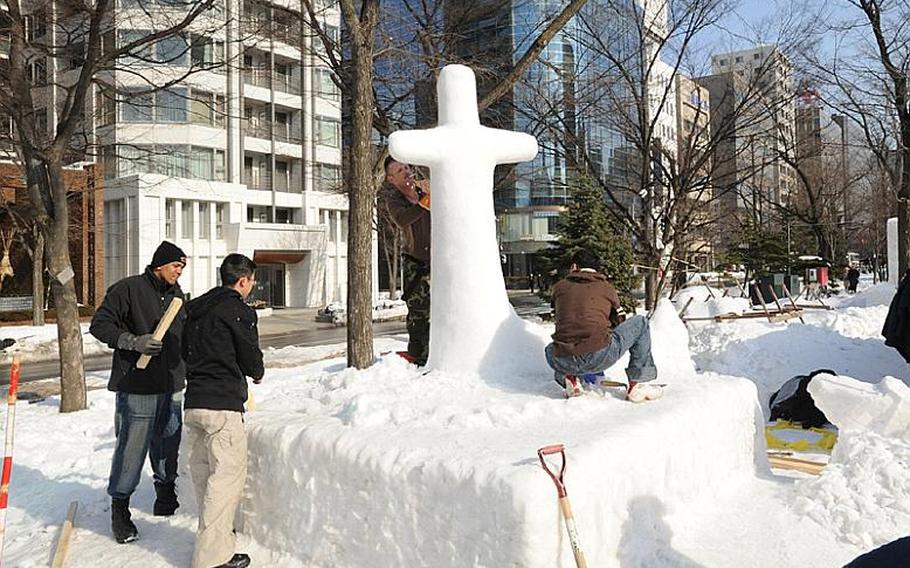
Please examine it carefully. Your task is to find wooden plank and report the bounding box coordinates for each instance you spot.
[768,455,826,476]
[51,501,79,568]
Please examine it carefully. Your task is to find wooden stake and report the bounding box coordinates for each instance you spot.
[781,284,807,324]
[50,501,78,568]
[751,283,774,323]
[677,297,695,319]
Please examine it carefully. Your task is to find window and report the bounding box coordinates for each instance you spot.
[188,146,213,179]
[215,204,225,238]
[121,89,154,122]
[214,96,226,127]
[97,88,116,126]
[191,91,216,125]
[118,30,154,65]
[199,202,210,239]
[155,35,188,65]
[165,199,176,239]
[25,11,48,41]
[315,116,340,147]
[275,207,293,224]
[275,160,289,191]
[118,144,152,177]
[191,36,224,69]
[181,201,193,238]
[29,58,47,85]
[315,68,339,100]
[157,88,188,123]
[34,107,47,135]
[156,145,188,177]
[68,42,85,69]
[314,162,341,192]
[214,150,225,181]
[247,205,272,223]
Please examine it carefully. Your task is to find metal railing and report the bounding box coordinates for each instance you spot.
[242,68,301,95]
[242,118,301,143]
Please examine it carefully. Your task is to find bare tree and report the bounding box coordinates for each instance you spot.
[0,0,222,411]
[302,0,591,369]
[806,0,910,274]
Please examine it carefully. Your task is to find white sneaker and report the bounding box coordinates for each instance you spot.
[627,381,663,403]
[565,375,583,398]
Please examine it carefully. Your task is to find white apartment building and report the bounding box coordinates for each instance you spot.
[35,0,372,307]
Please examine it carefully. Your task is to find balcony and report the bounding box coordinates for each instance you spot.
[243,68,301,95]
[242,119,302,144]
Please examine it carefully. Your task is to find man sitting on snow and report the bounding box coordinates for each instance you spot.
[545,248,661,402]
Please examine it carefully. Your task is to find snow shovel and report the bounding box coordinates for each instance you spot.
[538,444,587,568]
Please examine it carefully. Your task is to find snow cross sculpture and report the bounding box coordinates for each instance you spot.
[389,64,540,375]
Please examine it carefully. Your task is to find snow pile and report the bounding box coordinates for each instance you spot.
[837,282,896,309]
[792,374,910,548]
[0,323,110,363]
[808,374,910,441]
[242,307,763,567]
[689,306,909,415]
[793,432,910,549]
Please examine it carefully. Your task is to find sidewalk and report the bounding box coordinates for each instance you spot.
[257,307,327,336]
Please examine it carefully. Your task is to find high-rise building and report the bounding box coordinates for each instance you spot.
[675,73,713,270]
[448,0,677,281]
[697,45,795,232]
[26,0,359,307]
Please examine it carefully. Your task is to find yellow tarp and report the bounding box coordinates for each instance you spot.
[765,420,838,453]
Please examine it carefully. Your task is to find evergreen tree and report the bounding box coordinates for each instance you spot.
[537,176,640,311]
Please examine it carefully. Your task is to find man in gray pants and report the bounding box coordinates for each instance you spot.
[545,248,661,401]
[182,254,263,568]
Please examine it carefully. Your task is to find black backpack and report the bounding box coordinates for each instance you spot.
[768,369,834,429]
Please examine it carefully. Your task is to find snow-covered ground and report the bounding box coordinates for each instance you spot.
[2,282,908,567]
[0,323,110,364]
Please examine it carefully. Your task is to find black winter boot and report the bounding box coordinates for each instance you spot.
[153,481,179,516]
[213,553,251,568]
[111,498,139,544]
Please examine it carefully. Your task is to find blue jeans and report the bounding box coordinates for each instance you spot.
[545,315,658,386]
[108,392,183,500]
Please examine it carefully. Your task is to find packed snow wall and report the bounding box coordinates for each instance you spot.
[239,307,766,566]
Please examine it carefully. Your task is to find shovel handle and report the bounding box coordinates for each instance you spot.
[538,444,567,498]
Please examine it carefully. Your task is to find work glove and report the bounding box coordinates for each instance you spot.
[132,334,163,356]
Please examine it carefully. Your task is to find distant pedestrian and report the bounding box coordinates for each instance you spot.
[846,266,860,294]
[89,241,188,544]
[182,254,264,568]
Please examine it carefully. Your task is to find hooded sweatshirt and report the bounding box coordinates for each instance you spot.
[183,286,264,412]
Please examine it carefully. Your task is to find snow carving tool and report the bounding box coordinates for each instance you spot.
[0,356,20,565]
[538,444,587,568]
[137,297,183,369]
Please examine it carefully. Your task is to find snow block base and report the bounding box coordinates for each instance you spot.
[241,363,764,567]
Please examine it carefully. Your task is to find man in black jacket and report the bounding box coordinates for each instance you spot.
[89,241,188,544]
[182,254,263,568]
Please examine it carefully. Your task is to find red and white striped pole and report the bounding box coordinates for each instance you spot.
[0,356,21,565]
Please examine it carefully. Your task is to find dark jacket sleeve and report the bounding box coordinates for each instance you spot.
[90,281,132,349]
[384,191,426,229]
[229,306,264,380]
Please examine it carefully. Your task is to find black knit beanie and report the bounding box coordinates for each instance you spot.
[150,241,187,269]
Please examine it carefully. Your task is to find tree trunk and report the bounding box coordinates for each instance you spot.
[32,227,45,327]
[343,0,380,369]
[46,163,86,412]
